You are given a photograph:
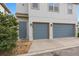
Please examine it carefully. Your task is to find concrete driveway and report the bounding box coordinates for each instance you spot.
[21,37,79,56]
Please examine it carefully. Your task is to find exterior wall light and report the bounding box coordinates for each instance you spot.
[76,25,78,27]
[51,24,53,26]
[30,23,32,26]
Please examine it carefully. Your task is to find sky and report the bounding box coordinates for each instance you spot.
[6,3,16,14]
[6,3,79,21]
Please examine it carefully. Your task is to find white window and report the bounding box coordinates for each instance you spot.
[67,4,73,14]
[22,4,24,6]
[54,3,59,12]
[31,3,39,10]
[49,3,53,11]
[48,3,59,12]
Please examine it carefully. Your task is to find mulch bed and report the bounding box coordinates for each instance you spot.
[0,40,32,56]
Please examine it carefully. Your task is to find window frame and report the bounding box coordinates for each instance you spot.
[67,3,73,14]
[48,3,59,12]
[31,3,39,10]
[48,3,54,12]
[53,3,59,12]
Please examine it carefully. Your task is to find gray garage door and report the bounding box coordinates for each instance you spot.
[33,23,49,39]
[53,23,75,38]
[19,21,27,39]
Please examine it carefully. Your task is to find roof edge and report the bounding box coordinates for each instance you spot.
[0,3,11,13]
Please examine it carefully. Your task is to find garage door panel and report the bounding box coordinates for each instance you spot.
[33,23,49,39]
[53,23,75,38]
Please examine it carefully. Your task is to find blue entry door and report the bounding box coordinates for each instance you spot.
[19,21,27,39]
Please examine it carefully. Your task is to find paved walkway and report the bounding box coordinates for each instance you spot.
[20,37,79,56]
[34,46,79,56]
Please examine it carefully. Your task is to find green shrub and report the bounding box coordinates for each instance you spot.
[0,12,18,51]
[78,32,79,37]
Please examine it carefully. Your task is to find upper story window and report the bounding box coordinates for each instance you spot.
[67,4,73,14]
[48,3,59,12]
[31,3,39,10]
[54,4,59,12]
[49,3,53,12]
[22,4,24,6]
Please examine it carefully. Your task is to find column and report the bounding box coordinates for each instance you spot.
[49,22,53,40]
[28,20,33,41]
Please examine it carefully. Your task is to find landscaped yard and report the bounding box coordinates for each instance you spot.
[11,40,32,55]
[0,40,32,56]
[0,12,32,56]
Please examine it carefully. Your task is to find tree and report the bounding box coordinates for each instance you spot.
[0,12,18,51]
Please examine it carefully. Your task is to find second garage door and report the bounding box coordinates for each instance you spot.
[33,23,49,39]
[53,23,75,38]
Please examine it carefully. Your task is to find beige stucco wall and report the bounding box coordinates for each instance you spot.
[16,3,28,14]
[29,3,77,24]
[16,3,77,24]
[28,3,77,40]
[16,3,77,41]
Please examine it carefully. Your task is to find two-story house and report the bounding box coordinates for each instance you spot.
[0,3,11,14]
[16,3,77,41]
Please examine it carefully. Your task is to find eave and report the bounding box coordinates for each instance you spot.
[16,13,28,18]
[0,3,11,13]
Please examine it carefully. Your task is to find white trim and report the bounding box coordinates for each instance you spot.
[49,22,53,40]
